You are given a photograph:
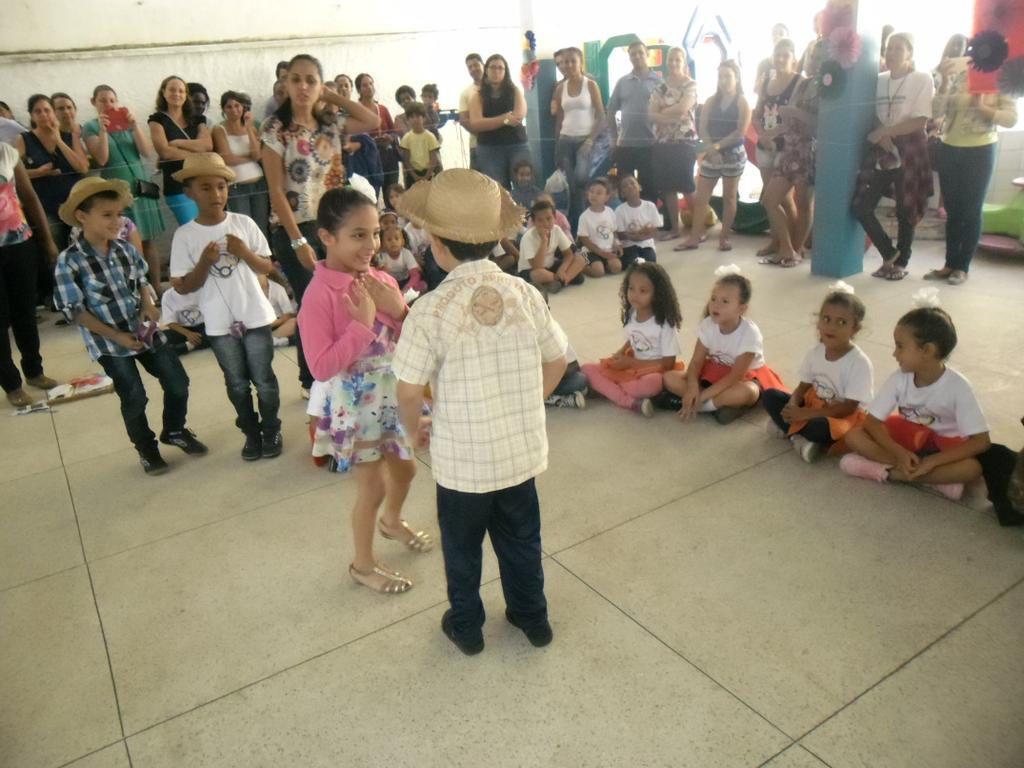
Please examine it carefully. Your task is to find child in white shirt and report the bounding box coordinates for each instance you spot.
[378,226,426,292]
[614,175,660,268]
[576,177,622,277]
[258,272,297,347]
[160,287,207,355]
[517,199,586,292]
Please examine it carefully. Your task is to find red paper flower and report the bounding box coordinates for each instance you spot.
[828,26,862,70]
[821,3,854,37]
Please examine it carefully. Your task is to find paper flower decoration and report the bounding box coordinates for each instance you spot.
[817,60,847,100]
[820,3,854,38]
[828,25,862,70]
[912,287,941,309]
[714,264,742,278]
[525,30,537,52]
[998,56,1024,96]
[967,30,1010,73]
[520,60,540,91]
[828,280,855,295]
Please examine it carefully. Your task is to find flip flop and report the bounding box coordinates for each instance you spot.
[871,265,891,278]
[674,242,700,251]
[758,256,783,266]
[718,240,733,252]
[923,269,951,281]
[778,257,803,268]
[885,267,909,281]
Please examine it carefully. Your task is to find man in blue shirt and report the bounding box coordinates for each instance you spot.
[606,41,661,202]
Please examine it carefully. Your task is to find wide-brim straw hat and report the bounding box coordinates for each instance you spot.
[58,177,134,227]
[171,152,237,183]
[397,168,524,243]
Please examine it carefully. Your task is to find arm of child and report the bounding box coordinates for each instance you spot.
[139,283,160,322]
[680,340,709,418]
[427,149,440,177]
[299,282,378,381]
[908,432,991,479]
[542,356,568,398]
[862,414,920,475]
[75,309,145,351]
[174,241,220,294]
[226,233,274,275]
[396,380,431,449]
[169,322,204,346]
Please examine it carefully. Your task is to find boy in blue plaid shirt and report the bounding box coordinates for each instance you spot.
[54,178,206,475]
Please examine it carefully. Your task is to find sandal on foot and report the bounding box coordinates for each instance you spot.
[923,268,951,281]
[871,264,891,278]
[349,563,413,594]
[778,256,803,268]
[758,255,783,265]
[674,241,700,251]
[718,239,733,252]
[756,245,777,258]
[378,519,434,552]
[947,270,968,285]
[885,266,909,281]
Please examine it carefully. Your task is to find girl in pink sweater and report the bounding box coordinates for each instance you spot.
[298,188,432,595]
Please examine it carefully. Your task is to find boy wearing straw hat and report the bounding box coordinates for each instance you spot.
[54,177,206,475]
[169,153,282,461]
[393,169,568,655]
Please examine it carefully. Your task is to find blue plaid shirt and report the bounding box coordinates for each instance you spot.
[54,237,149,361]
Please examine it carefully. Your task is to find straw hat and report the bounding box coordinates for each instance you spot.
[171,152,237,183]
[396,169,524,243]
[58,178,134,227]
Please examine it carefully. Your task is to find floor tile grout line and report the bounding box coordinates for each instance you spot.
[51,409,133,767]
[0,562,84,596]
[549,557,797,745]
[754,743,835,768]
[53,738,129,768]
[787,574,1024,751]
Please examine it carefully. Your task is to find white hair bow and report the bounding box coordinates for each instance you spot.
[634,257,646,264]
[714,263,741,278]
[828,280,855,295]
[912,287,941,308]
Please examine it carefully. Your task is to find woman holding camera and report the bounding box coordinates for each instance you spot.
[83,84,165,291]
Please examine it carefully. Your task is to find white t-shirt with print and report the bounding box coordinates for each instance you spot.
[797,343,874,405]
[169,211,276,336]
[380,247,419,282]
[265,280,295,318]
[875,71,934,127]
[625,311,680,361]
[577,206,617,254]
[614,200,660,248]
[518,225,574,272]
[867,367,988,438]
[159,287,204,327]
[697,316,766,370]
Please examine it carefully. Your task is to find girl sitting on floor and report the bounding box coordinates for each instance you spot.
[581,261,682,416]
[763,282,874,462]
[662,265,784,424]
[840,292,989,501]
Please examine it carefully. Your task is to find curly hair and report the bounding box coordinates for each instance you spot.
[620,262,682,329]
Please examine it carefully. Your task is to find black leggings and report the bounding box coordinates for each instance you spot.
[762,388,833,444]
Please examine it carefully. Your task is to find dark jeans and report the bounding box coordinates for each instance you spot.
[762,388,833,444]
[555,135,591,230]
[621,245,656,268]
[853,168,915,266]
[476,142,532,190]
[271,221,325,389]
[0,239,44,392]
[437,477,548,645]
[164,323,209,356]
[227,177,271,241]
[98,344,190,450]
[207,325,280,436]
[614,145,656,201]
[553,363,587,396]
[937,142,997,273]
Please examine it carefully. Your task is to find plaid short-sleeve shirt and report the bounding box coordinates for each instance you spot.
[392,259,568,494]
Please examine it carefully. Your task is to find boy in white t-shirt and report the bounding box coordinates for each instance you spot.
[576,177,622,278]
[160,286,208,355]
[614,175,660,267]
[170,153,282,461]
[257,273,297,347]
[517,199,587,292]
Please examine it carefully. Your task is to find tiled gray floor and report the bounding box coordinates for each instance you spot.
[64,743,131,768]
[761,744,829,768]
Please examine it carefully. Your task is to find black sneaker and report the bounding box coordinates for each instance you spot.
[714,405,749,425]
[505,609,553,648]
[138,444,169,475]
[261,429,283,459]
[160,428,208,455]
[441,609,484,656]
[651,391,683,411]
[241,433,262,461]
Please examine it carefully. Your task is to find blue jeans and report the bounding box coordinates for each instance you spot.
[271,221,325,389]
[98,344,190,450]
[227,177,271,240]
[553,363,587,396]
[437,478,548,645]
[207,325,280,436]
[555,135,591,230]
[937,141,996,273]
[164,193,198,225]
[476,142,532,190]
[762,388,833,443]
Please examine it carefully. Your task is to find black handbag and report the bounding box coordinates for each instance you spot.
[134,179,161,199]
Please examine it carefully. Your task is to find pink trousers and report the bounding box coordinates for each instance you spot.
[581,363,663,409]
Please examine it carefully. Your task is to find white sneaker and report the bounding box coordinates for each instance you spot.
[764,420,787,438]
[791,435,824,463]
[638,398,654,418]
[300,387,310,400]
[272,336,289,348]
[572,390,586,409]
[545,392,585,409]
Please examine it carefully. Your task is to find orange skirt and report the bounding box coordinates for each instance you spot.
[700,360,785,391]
[598,349,683,383]
[786,386,867,441]
[882,414,968,453]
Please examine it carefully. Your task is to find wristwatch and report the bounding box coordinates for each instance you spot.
[503,115,511,126]
[290,236,308,249]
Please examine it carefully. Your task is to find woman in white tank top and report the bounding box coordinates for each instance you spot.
[212,90,270,237]
[551,47,605,231]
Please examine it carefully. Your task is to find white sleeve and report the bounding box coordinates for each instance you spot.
[553,227,574,252]
[842,353,874,404]
[867,371,902,421]
[644,202,661,228]
[796,347,817,384]
[169,228,192,278]
[737,321,764,356]
[244,215,272,257]
[519,228,540,269]
[159,290,181,324]
[907,73,935,120]
[659,323,681,357]
[953,378,989,436]
[576,212,593,239]
[401,249,419,271]
[697,317,715,348]
[614,205,627,230]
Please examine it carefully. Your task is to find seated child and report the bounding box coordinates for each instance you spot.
[762,283,874,462]
[614,175,660,267]
[54,178,206,474]
[378,225,427,292]
[169,153,282,461]
[398,102,441,187]
[160,286,208,355]
[841,300,990,501]
[576,177,623,278]
[534,192,572,237]
[545,341,588,409]
[517,199,586,292]
[258,272,297,347]
[582,261,682,416]
[510,159,543,210]
[662,266,784,424]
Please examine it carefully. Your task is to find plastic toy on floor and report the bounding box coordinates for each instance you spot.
[979,175,1024,257]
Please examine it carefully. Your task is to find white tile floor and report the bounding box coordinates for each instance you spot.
[2,233,1023,768]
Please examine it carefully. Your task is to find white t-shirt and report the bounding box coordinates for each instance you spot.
[459,83,479,149]
[625,311,680,360]
[405,222,431,259]
[875,71,934,127]
[265,280,295,318]
[518,225,575,272]
[380,247,419,282]
[867,367,988,439]
[614,200,661,248]
[169,212,276,336]
[577,206,617,254]
[797,343,874,405]
[697,316,766,370]
[159,287,204,327]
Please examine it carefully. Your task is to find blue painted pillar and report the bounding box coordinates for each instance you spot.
[811,34,880,277]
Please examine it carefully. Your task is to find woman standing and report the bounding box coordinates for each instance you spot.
[552,47,605,229]
[84,85,166,293]
[355,73,400,188]
[929,53,1017,285]
[852,33,934,281]
[148,75,213,225]
[212,90,270,238]
[647,46,698,241]
[51,93,83,146]
[677,61,751,252]
[469,53,531,189]
[261,53,379,397]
